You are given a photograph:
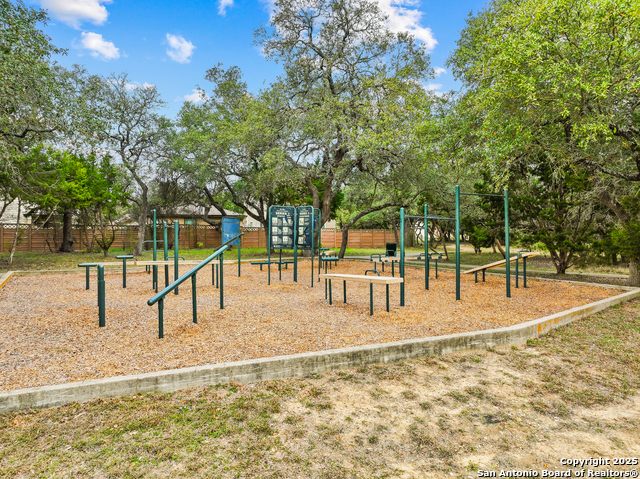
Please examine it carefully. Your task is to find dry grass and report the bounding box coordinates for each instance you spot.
[0,260,620,391]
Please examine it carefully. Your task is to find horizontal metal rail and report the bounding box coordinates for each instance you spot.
[404,215,455,220]
[147,233,243,306]
[459,192,504,197]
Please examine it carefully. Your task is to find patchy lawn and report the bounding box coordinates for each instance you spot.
[1,299,639,477]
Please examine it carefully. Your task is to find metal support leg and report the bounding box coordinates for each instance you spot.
[122,258,127,288]
[386,284,389,312]
[85,267,90,290]
[212,264,215,285]
[192,275,197,323]
[343,281,347,303]
[158,298,164,339]
[98,265,105,327]
[435,260,438,279]
[475,271,478,283]
[524,258,528,288]
[482,269,485,282]
[216,264,219,289]
[391,261,394,277]
[515,258,519,288]
[164,265,169,288]
[325,278,327,299]
[219,254,224,309]
[370,283,374,316]
[329,279,332,305]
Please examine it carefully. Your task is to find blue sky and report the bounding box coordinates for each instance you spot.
[29,0,487,118]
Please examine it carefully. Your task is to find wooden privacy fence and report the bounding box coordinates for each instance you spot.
[0,224,398,253]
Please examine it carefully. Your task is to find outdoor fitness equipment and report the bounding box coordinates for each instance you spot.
[400,204,456,301]
[399,185,511,302]
[267,205,321,287]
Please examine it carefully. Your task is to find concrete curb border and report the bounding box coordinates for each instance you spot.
[0,271,13,290]
[2,286,639,414]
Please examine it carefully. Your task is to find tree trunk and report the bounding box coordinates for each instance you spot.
[132,189,149,256]
[8,199,22,265]
[59,209,74,252]
[494,237,506,259]
[629,259,640,287]
[338,228,349,259]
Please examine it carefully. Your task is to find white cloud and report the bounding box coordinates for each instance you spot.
[166,34,195,64]
[376,0,437,51]
[184,89,210,103]
[218,0,234,15]
[124,82,155,90]
[433,67,446,77]
[80,32,119,60]
[425,82,446,97]
[39,0,111,29]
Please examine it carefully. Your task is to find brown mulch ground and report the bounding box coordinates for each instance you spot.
[0,260,621,391]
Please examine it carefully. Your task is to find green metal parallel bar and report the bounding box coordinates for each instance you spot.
[424,204,429,290]
[153,210,158,292]
[147,232,243,307]
[400,207,405,306]
[505,188,511,298]
[219,252,224,309]
[191,274,197,323]
[455,185,461,301]
[98,264,105,327]
[148,244,229,306]
[163,222,169,288]
[174,221,179,295]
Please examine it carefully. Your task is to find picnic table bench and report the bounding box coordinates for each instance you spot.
[463,251,538,287]
[319,273,404,315]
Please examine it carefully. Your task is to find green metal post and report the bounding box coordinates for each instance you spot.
[455,185,461,301]
[424,204,429,290]
[122,257,127,288]
[158,298,164,339]
[505,188,511,298]
[153,210,158,292]
[310,212,314,288]
[174,221,179,295]
[163,222,169,288]
[219,253,224,309]
[400,207,405,306]
[98,264,105,327]
[238,233,241,277]
[191,274,197,323]
[268,209,271,286]
[85,267,90,290]
[370,283,374,315]
[279,248,282,281]
[294,209,298,283]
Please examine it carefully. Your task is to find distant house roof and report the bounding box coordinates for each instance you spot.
[118,206,243,226]
[167,206,242,218]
